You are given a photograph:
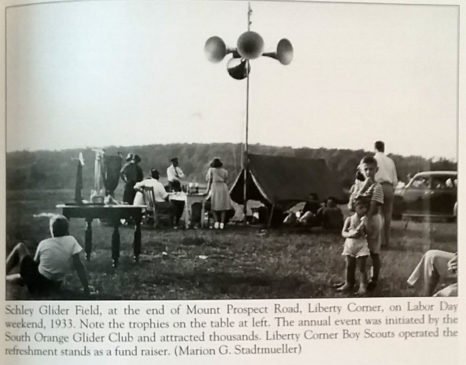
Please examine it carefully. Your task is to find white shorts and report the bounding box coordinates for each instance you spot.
[342,238,370,258]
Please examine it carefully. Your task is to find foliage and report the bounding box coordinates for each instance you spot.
[6,144,456,191]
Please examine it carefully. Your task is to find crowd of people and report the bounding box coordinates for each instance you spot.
[334,141,457,296]
[6,141,457,298]
[118,154,231,230]
[279,141,399,294]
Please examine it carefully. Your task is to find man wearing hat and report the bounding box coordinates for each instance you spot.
[120,153,143,204]
[166,157,185,192]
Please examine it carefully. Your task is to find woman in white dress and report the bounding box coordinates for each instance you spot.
[206,158,231,229]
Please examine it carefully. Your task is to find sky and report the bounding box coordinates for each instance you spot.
[5,0,458,159]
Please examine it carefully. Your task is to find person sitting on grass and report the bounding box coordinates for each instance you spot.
[337,197,370,295]
[298,193,321,226]
[318,196,344,231]
[6,215,90,297]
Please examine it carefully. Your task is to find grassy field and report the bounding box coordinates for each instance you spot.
[6,189,457,300]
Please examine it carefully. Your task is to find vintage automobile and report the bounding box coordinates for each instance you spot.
[393,171,457,221]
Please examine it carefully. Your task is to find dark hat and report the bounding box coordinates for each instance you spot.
[210,158,223,168]
[170,157,178,163]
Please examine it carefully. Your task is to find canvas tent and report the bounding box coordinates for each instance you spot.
[230,154,344,210]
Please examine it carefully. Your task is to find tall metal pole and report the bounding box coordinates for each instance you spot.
[242,2,252,222]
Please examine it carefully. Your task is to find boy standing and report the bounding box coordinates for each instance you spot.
[353,156,384,290]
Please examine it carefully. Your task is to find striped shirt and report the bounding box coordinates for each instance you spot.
[356,180,384,205]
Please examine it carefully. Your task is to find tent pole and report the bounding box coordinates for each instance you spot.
[243,150,248,222]
[243,62,250,222]
[267,203,275,228]
[243,3,252,223]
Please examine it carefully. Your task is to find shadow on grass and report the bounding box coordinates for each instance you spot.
[135,271,323,299]
[180,237,205,246]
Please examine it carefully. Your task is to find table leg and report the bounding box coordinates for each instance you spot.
[85,218,93,261]
[133,215,142,263]
[185,198,191,229]
[112,220,120,268]
[201,201,205,228]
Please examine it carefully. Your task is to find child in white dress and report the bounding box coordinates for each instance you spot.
[337,197,370,294]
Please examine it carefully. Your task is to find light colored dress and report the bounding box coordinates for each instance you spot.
[342,214,370,258]
[206,167,231,211]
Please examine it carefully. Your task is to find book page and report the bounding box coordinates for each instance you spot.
[1,0,464,364]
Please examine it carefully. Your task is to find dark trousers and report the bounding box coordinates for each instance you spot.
[123,183,136,204]
[168,180,182,192]
[171,200,185,225]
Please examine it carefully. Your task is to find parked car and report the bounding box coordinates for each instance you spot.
[392,171,457,221]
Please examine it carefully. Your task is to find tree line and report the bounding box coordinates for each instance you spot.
[6,143,457,191]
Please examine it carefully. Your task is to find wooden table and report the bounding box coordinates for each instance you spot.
[169,193,206,228]
[57,204,146,267]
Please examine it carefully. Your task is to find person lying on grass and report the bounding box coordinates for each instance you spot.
[407,250,457,297]
[337,197,370,295]
[6,215,90,296]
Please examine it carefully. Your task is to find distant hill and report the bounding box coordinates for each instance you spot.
[6,143,457,191]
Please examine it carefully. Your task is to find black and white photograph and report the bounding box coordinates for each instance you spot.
[5,0,458,300]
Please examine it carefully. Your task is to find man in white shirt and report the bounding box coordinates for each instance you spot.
[133,169,178,227]
[374,141,398,248]
[166,157,185,192]
[133,169,169,204]
[6,215,90,296]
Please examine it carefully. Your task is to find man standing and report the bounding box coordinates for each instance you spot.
[167,157,184,192]
[374,141,398,248]
[120,153,143,204]
[103,152,123,197]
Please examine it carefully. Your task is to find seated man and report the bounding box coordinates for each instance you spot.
[6,215,90,296]
[134,169,170,205]
[134,169,175,226]
[318,197,344,231]
[407,250,457,296]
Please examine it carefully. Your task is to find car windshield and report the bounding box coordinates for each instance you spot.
[410,176,429,188]
[409,174,457,189]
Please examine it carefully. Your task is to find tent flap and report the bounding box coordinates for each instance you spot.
[230,153,344,206]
